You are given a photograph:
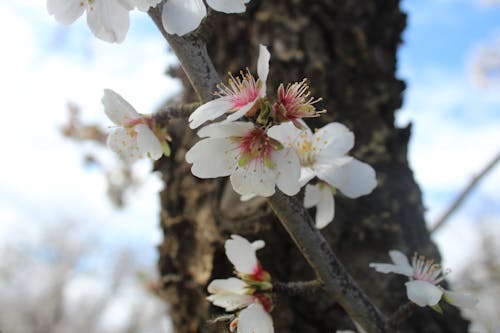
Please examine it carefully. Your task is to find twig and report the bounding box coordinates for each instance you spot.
[387,301,417,329]
[148,5,220,102]
[430,150,500,233]
[267,191,390,333]
[153,102,201,127]
[273,280,324,296]
[147,5,390,333]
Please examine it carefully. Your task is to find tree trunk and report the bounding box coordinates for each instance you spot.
[154,0,470,332]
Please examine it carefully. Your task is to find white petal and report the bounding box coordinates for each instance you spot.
[107,128,141,164]
[314,187,335,229]
[207,293,254,311]
[206,0,247,13]
[268,122,303,147]
[47,0,84,25]
[185,138,238,178]
[251,240,265,251]
[86,0,130,43]
[443,289,478,309]
[240,193,256,202]
[224,100,258,123]
[189,97,233,129]
[237,303,274,333]
[314,122,354,158]
[304,184,321,208]
[133,0,162,11]
[135,124,163,160]
[208,277,248,295]
[315,159,377,198]
[230,161,276,197]
[197,121,254,138]
[299,167,316,187]
[405,280,443,307]
[257,44,271,94]
[388,250,413,276]
[102,89,140,125]
[273,148,301,196]
[162,0,207,36]
[225,235,258,275]
[369,251,413,277]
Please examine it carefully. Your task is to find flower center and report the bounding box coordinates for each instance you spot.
[294,132,316,166]
[412,254,450,285]
[216,69,261,109]
[273,79,324,122]
[233,128,280,168]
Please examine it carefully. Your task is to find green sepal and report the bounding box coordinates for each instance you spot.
[430,303,443,314]
[249,281,273,291]
[162,140,171,157]
[257,99,272,125]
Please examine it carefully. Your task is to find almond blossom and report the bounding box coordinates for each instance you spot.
[268,121,377,228]
[185,121,300,198]
[46,0,161,43]
[207,235,274,333]
[272,79,324,128]
[103,89,169,163]
[162,0,250,36]
[188,45,270,129]
[369,250,478,310]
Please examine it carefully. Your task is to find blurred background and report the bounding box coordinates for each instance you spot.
[0,1,498,332]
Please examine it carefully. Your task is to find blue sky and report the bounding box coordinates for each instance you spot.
[0,0,498,308]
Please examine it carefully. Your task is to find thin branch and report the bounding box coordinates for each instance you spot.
[267,191,390,333]
[273,280,324,296]
[153,102,201,127]
[387,302,417,329]
[430,150,500,233]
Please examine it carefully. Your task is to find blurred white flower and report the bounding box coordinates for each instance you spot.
[207,235,273,333]
[162,0,250,36]
[189,45,270,129]
[268,120,377,228]
[102,89,164,163]
[370,250,478,309]
[47,0,131,43]
[185,121,300,198]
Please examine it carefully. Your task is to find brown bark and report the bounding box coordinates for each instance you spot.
[154,0,470,332]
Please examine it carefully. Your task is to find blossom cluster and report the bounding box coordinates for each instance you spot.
[47,0,250,43]
[370,250,478,311]
[186,45,377,228]
[207,235,274,333]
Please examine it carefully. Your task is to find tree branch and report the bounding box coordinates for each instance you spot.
[147,5,389,333]
[273,280,324,296]
[430,150,500,233]
[153,102,201,128]
[148,5,220,103]
[267,191,390,333]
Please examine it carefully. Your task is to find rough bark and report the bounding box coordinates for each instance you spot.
[154,0,470,332]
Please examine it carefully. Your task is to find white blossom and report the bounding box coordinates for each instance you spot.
[370,250,478,309]
[162,0,250,36]
[102,89,164,163]
[236,303,274,333]
[47,0,134,43]
[268,120,376,228]
[207,235,274,333]
[188,45,270,129]
[185,121,300,198]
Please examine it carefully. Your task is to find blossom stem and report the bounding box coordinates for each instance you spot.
[153,102,202,127]
[267,191,390,333]
[273,280,324,296]
[148,5,220,103]
[387,302,417,329]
